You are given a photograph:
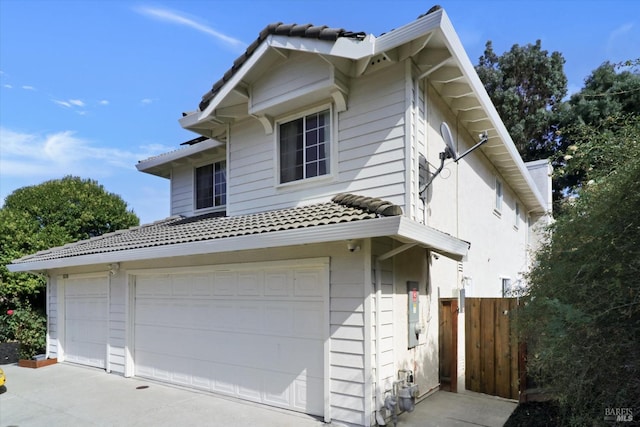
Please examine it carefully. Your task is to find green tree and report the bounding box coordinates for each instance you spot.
[476,40,567,161]
[0,176,139,358]
[554,61,640,199]
[519,119,640,424]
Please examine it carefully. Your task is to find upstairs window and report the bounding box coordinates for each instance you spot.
[501,277,512,297]
[195,161,226,210]
[495,177,503,213]
[279,109,330,183]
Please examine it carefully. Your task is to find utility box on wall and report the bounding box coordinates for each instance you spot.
[407,281,420,348]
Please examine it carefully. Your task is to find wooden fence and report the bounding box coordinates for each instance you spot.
[465,297,520,399]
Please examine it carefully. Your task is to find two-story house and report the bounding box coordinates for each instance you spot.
[9,6,551,427]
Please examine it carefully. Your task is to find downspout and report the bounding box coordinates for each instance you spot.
[375,243,417,425]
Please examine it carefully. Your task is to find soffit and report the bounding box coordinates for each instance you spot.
[136,138,226,178]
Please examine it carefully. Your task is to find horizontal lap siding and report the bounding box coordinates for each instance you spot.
[330,254,367,426]
[251,53,331,111]
[415,79,427,222]
[227,119,274,215]
[227,62,408,217]
[48,277,58,357]
[108,271,127,374]
[171,166,192,216]
[338,63,407,208]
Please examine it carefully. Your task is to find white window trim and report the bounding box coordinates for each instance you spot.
[193,158,227,215]
[494,177,503,217]
[514,201,520,230]
[500,276,512,297]
[274,103,336,189]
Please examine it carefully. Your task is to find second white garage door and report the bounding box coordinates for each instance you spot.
[133,261,326,416]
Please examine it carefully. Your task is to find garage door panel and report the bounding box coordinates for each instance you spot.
[64,277,108,369]
[294,269,324,297]
[213,272,236,295]
[191,274,213,297]
[134,263,325,416]
[293,304,324,338]
[136,275,172,296]
[191,360,213,389]
[264,270,293,296]
[237,271,263,295]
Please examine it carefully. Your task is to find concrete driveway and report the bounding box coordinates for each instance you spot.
[0,362,515,426]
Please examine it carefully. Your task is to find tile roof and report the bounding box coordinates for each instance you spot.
[198,22,367,111]
[11,194,401,265]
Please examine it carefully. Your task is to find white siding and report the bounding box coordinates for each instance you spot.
[170,165,192,216]
[250,52,332,114]
[330,252,367,426]
[226,62,408,217]
[47,276,59,358]
[108,270,127,374]
[371,238,395,421]
[227,118,274,215]
[337,63,407,201]
[415,78,427,222]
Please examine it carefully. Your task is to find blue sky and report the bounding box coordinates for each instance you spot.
[1,0,638,224]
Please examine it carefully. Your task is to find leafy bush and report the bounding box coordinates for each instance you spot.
[519,119,640,424]
[0,300,46,359]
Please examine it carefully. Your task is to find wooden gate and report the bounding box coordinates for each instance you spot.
[465,298,519,399]
[439,299,458,392]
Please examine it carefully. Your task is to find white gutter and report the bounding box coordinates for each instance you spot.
[8,216,468,273]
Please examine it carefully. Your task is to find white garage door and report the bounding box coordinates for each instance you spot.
[64,275,108,368]
[134,262,326,416]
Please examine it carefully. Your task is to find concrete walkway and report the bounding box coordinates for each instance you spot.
[399,390,516,426]
[0,362,515,426]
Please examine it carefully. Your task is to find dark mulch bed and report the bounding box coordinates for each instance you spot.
[504,401,563,427]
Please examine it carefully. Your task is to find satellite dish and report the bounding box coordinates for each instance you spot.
[420,122,489,197]
[440,122,457,160]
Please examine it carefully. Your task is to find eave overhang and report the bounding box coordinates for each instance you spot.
[7,216,468,274]
[136,138,226,178]
[434,12,548,215]
[179,7,547,215]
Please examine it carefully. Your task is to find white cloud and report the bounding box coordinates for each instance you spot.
[607,22,635,55]
[53,99,72,108]
[136,6,245,51]
[609,23,634,44]
[140,98,153,105]
[22,85,36,91]
[0,127,172,179]
[99,100,109,105]
[3,84,12,89]
[53,98,87,110]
